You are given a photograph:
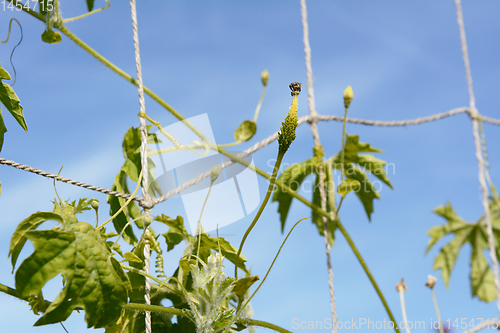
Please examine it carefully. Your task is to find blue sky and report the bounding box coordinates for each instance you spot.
[1,1,500,332]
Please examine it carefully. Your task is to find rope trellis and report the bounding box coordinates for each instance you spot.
[300,0,337,331]
[455,0,500,320]
[129,0,152,332]
[1,109,499,208]
[0,3,499,333]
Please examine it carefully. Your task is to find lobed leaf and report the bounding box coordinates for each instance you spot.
[9,211,63,271]
[427,201,500,302]
[272,156,321,231]
[15,222,129,328]
[330,134,392,220]
[157,215,189,251]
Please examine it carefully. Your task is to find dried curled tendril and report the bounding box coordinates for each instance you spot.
[1,18,23,86]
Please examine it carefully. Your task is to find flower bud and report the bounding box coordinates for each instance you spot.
[343,85,353,109]
[277,82,301,153]
[261,69,269,86]
[425,275,437,289]
[210,166,221,183]
[91,200,99,211]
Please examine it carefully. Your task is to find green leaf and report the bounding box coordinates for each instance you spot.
[194,234,248,274]
[41,29,62,44]
[157,214,248,273]
[157,215,189,251]
[52,199,92,226]
[311,164,336,246]
[426,201,499,302]
[15,222,128,328]
[74,198,94,214]
[0,108,6,152]
[121,126,162,198]
[330,134,392,220]
[234,120,257,142]
[0,63,11,80]
[86,0,95,11]
[232,276,259,305]
[0,81,27,130]
[9,212,63,271]
[0,63,27,152]
[345,164,379,219]
[107,170,139,245]
[124,252,142,263]
[272,156,321,231]
[337,178,361,197]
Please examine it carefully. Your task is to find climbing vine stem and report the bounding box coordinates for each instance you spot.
[9,3,400,328]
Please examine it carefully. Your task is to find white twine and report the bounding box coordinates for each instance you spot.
[129,0,152,332]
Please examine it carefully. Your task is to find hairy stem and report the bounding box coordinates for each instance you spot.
[124,303,292,333]
[13,4,399,326]
[226,217,308,333]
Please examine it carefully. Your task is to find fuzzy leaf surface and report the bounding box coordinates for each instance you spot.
[15,222,128,327]
[9,212,63,271]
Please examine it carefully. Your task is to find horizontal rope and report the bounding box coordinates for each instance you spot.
[0,158,145,206]
[3,107,499,208]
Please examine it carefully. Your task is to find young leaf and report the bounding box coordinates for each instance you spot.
[337,178,361,197]
[15,222,129,328]
[74,198,94,214]
[9,212,63,271]
[234,120,257,142]
[124,252,142,263]
[272,156,321,231]
[426,202,499,302]
[41,29,62,44]
[52,199,93,226]
[193,234,249,274]
[233,276,259,305]
[156,215,189,251]
[0,63,27,152]
[107,171,139,245]
[121,126,162,198]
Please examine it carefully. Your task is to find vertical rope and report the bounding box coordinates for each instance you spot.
[300,0,337,331]
[300,0,320,147]
[130,0,152,332]
[455,0,500,316]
